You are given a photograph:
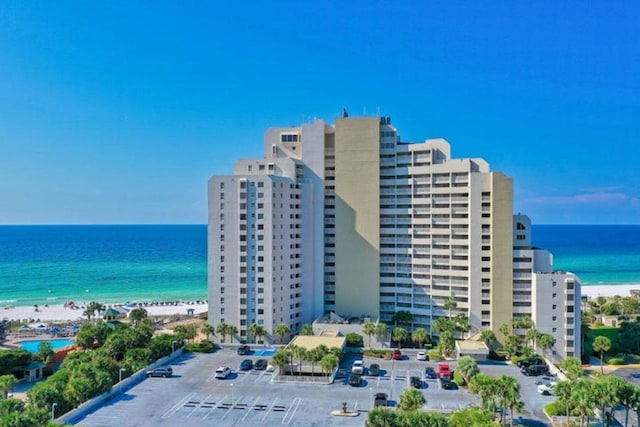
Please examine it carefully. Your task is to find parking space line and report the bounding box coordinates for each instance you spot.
[263,397,278,421]
[222,396,241,419]
[241,396,261,421]
[282,397,301,425]
[161,392,196,419]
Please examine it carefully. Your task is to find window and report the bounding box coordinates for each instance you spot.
[552,316,557,321]
[258,298,264,304]
[552,293,557,298]
[220,287,224,293]
[219,182,224,189]
[258,182,264,188]
[552,305,557,310]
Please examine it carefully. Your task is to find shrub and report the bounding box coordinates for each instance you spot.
[607,357,625,365]
[428,349,442,361]
[545,401,565,416]
[453,370,465,387]
[186,340,217,353]
[363,349,391,359]
[345,332,364,347]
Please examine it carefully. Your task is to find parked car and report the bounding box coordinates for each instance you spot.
[352,360,365,375]
[237,345,251,355]
[392,349,403,360]
[368,363,380,376]
[416,351,427,361]
[441,379,456,390]
[516,357,543,368]
[373,392,388,407]
[535,376,557,387]
[147,367,173,378]
[522,364,548,376]
[438,363,451,377]
[349,373,362,387]
[254,359,268,370]
[410,376,422,388]
[239,359,253,371]
[215,366,231,379]
[424,366,437,379]
[537,383,553,395]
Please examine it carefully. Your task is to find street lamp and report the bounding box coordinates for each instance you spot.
[51,402,57,421]
[172,340,177,353]
[230,383,234,401]
[119,367,126,382]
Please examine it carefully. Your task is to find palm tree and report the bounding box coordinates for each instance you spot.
[375,322,388,345]
[393,327,408,349]
[292,345,307,376]
[469,373,499,410]
[216,323,230,342]
[274,323,291,344]
[453,314,470,338]
[202,322,215,341]
[397,387,426,412]
[248,323,266,344]
[432,317,455,334]
[560,356,584,381]
[392,310,414,328]
[308,347,323,375]
[411,327,429,349]
[320,354,339,378]
[272,348,290,374]
[537,333,555,354]
[129,307,148,327]
[573,380,597,427]
[627,384,640,427]
[0,374,17,399]
[554,381,573,426]
[227,325,238,343]
[366,407,399,426]
[480,329,496,349]
[363,321,377,348]
[593,336,612,374]
[525,327,539,348]
[456,356,480,384]
[300,324,314,336]
[444,295,457,320]
[496,375,523,427]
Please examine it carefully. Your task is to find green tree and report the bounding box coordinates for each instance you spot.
[469,373,498,410]
[272,349,290,373]
[454,314,470,338]
[248,323,266,344]
[173,324,197,343]
[480,330,497,350]
[76,323,97,351]
[320,354,339,377]
[292,345,307,376]
[411,327,429,349]
[393,327,409,349]
[363,321,377,348]
[36,341,54,365]
[400,411,449,426]
[438,330,455,358]
[553,381,573,426]
[299,324,314,336]
[449,406,498,427]
[308,347,323,375]
[627,384,640,427]
[274,323,291,344]
[444,295,457,320]
[0,375,17,399]
[128,307,148,327]
[525,327,539,348]
[202,322,215,341]
[593,335,612,374]
[457,356,480,384]
[432,317,455,334]
[560,356,584,381]
[537,333,555,353]
[345,332,364,347]
[496,375,523,427]
[366,407,399,427]
[397,387,425,412]
[375,322,389,344]
[392,310,414,328]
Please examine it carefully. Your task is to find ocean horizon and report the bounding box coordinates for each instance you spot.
[0,224,639,309]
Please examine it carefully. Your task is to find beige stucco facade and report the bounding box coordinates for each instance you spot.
[489,173,514,336]
[334,118,380,318]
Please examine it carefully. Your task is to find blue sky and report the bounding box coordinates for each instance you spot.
[0,1,638,224]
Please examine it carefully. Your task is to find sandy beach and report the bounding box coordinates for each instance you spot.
[1,302,208,324]
[581,284,640,299]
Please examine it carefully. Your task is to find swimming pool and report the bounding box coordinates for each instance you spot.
[19,339,75,353]
[252,348,276,357]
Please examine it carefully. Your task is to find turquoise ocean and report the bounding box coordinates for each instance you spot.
[0,224,639,309]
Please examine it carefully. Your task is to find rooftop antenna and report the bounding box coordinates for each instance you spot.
[342,107,349,118]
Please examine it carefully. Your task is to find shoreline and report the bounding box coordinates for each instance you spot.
[1,300,209,323]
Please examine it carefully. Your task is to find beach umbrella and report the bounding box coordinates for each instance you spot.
[20,324,31,330]
[35,324,48,330]
[50,327,60,333]
[69,325,80,331]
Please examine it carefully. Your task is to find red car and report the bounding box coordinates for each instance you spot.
[438,363,451,377]
[392,349,402,360]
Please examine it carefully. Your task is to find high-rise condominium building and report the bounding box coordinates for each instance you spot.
[207,115,580,358]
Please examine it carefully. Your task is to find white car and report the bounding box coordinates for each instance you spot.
[266,364,275,372]
[352,360,365,375]
[537,383,553,395]
[535,376,557,387]
[215,366,231,379]
[416,351,427,361]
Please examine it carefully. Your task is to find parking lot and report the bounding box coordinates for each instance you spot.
[73,348,554,426]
